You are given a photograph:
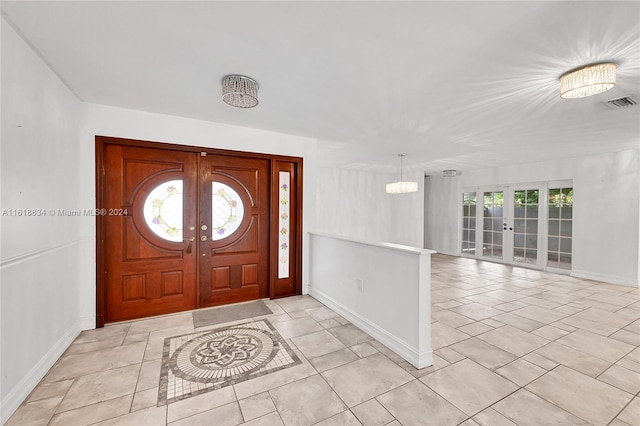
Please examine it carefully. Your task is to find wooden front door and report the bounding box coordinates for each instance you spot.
[97,137,302,326]
[102,144,198,322]
[198,155,270,307]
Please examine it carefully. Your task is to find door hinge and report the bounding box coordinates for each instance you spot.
[201,152,207,157]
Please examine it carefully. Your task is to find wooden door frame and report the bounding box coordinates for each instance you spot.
[95,136,303,328]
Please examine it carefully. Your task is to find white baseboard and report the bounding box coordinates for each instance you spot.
[309,287,433,369]
[431,248,457,257]
[79,315,96,331]
[571,270,639,288]
[1,322,80,424]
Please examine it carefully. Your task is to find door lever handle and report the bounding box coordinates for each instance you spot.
[184,237,195,254]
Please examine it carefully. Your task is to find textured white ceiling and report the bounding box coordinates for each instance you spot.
[2,1,639,173]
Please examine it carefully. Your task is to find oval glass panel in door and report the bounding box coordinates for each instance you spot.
[211,182,244,240]
[143,180,183,242]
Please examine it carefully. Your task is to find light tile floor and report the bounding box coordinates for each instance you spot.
[8,254,640,425]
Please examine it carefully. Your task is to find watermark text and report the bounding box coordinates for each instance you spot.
[1,208,129,217]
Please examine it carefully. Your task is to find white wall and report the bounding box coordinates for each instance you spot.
[309,233,433,368]
[315,168,424,248]
[77,104,319,326]
[1,19,83,422]
[424,150,640,286]
[424,175,459,255]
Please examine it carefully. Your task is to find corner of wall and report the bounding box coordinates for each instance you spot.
[1,322,80,424]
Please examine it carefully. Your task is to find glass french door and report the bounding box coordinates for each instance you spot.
[482,191,505,260]
[547,187,573,271]
[462,182,573,271]
[510,188,541,267]
[466,187,543,268]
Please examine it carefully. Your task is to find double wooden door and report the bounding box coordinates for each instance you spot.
[98,138,301,325]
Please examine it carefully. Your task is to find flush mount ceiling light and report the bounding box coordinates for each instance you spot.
[386,153,418,194]
[222,75,259,108]
[559,63,617,99]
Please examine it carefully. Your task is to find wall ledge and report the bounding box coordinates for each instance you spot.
[310,232,436,255]
[0,240,80,269]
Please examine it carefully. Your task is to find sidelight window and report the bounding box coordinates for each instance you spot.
[278,172,291,279]
[548,187,573,269]
[461,192,477,255]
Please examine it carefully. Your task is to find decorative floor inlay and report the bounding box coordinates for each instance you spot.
[158,319,301,405]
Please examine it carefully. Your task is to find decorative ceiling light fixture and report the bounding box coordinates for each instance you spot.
[559,63,617,99]
[222,75,259,108]
[386,153,418,194]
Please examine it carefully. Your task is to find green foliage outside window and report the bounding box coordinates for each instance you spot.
[549,188,573,206]
[469,188,572,207]
[514,190,539,205]
[463,192,477,204]
[483,192,504,206]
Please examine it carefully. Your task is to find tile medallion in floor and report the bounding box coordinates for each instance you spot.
[158,319,300,405]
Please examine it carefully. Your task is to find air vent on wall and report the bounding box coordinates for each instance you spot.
[603,96,637,109]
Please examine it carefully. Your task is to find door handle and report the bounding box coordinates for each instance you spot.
[184,237,195,254]
[200,235,208,242]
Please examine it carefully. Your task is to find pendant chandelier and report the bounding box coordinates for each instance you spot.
[222,75,259,108]
[386,153,418,194]
[559,63,617,99]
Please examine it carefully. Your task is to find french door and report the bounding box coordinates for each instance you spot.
[487,186,542,268]
[97,137,302,325]
[507,187,541,267]
[464,186,543,268]
[462,182,572,271]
